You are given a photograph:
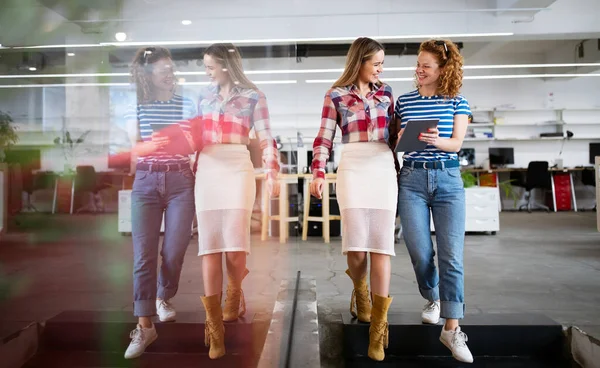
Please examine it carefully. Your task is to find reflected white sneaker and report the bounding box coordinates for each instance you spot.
[124,324,157,359]
[156,299,176,322]
[421,301,440,324]
[440,326,474,363]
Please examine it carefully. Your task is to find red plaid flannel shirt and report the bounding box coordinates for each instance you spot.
[194,84,280,179]
[311,83,395,179]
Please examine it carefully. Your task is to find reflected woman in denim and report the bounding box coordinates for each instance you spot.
[395,39,473,363]
[193,43,280,359]
[124,46,197,359]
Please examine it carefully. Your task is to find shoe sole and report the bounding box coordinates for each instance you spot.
[158,315,176,322]
[421,316,440,324]
[439,336,474,364]
[124,333,158,359]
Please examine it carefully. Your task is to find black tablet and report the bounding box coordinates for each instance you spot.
[394,119,440,153]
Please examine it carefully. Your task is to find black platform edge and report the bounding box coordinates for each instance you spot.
[343,312,565,359]
[345,356,577,368]
[23,350,254,368]
[38,310,256,354]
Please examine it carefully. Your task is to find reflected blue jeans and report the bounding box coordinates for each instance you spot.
[131,168,195,317]
[398,163,466,319]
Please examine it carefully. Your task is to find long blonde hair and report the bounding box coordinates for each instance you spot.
[332,37,384,88]
[416,39,464,98]
[204,43,257,91]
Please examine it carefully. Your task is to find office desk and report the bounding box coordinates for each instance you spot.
[462,167,588,212]
[51,170,132,214]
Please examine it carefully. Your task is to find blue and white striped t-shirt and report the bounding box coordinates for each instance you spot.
[395,89,471,162]
[125,94,196,165]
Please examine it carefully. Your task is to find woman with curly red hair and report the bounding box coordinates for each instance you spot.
[394,39,473,363]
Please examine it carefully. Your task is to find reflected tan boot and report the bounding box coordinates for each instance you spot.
[368,293,393,362]
[201,294,226,359]
[223,268,249,322]
[345,269,371,323]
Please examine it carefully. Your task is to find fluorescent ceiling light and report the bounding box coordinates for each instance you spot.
[464,74,600,80]
[2,63,599,80]
[0,72,129,79]
[0,83,129,88]
[465,63,600,69]
[4,32,514,50]
[181,20,192,25]
[99,32,513,47]
[67,52,76,56]
[0,80,297,88]
[12,44,103,50]
[28,67,37,71]
[306,73,600,83]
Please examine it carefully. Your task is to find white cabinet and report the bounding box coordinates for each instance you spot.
[431,186,500,234]
[118,190,165,234]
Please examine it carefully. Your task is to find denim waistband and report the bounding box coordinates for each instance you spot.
[403,160,460,170]
[136,163,190,172]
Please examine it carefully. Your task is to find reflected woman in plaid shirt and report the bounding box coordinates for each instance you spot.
[310,37,397,362]
[192,43,280,359]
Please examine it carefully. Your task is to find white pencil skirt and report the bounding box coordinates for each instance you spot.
[336,142,397,256]
[194,144,256,256]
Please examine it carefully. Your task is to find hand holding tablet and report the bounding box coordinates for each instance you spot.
[150,123,194,156]
[394,119,440,152]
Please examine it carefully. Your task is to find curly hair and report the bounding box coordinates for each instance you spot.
[130,46,174,103]
[416,39,463,98]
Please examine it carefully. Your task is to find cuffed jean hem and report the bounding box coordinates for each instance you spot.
[157,287,176,301]
[441,301,465,319]
[134,299,157,317]
[419,286,440,302]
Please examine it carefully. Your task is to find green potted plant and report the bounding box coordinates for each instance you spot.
[54,130,91,174]
[0,111,18,163]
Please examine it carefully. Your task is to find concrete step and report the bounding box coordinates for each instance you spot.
[343,312,567,362]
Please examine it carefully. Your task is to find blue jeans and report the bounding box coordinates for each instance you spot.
[131,168,195,317]
[398,164,466,319]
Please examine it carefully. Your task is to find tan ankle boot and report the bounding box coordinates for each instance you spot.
[368,293,393,361]
[345,269,371,323]
[223,268,249,322]
[201,294,226,359]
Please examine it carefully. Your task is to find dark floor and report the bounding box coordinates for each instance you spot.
[0,211,599,341]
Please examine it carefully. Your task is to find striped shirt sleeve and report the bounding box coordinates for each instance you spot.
[454,95,471,116]
[311,90,337,180]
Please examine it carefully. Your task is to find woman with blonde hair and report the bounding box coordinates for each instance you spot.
[310,37,397,361]
[193,43,280,359]
[395,39,473,363]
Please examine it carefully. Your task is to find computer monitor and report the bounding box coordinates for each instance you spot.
[488,147,515,167]
[590,143,600,164]
[458,148,475,166]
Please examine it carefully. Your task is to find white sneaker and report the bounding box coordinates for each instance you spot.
[156,299,176,322]
[421,301,440,324]
[124,324,158,359]
[440,326,474,363]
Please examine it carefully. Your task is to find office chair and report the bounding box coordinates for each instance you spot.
[519,161,551,213]
[581,168,596,211]
[74,166,110,213]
